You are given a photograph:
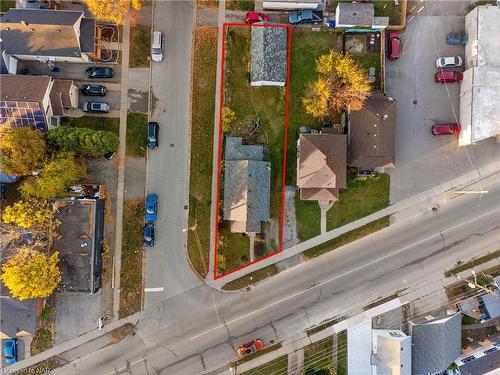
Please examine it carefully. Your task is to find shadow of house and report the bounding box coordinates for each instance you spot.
[223,137,271,234]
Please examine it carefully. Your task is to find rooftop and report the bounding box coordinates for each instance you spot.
[251,26,288,86]
[336,2,374,26]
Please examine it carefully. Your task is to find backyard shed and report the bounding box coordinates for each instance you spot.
[251,26,288,87]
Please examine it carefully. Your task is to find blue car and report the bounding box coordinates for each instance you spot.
[3,338,17,365]
[143,223,155,247]
[145,194,158,222]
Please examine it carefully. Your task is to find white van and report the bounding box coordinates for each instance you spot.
[151,31,164,63]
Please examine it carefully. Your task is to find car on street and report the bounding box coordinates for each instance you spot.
[245,11,268,24]
[435,56,463,68]
[82,101,110,113]
[143,223,155,247]
[434,70,463,84]
[151,31,164,63]
[86,66,114,79]
[147,121,159,150]
[288,10,323,24]
[432,123,460,136]
[3,338,17,365]
[80,84,106,96]
[145,194,158,222]
[387,32,401,60]
[237,339,264,358]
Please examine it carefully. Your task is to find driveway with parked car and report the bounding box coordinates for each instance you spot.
[385,1,500,206]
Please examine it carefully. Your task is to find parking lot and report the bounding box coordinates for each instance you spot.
[385,1,500,203]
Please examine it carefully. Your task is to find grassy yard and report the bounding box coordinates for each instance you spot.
[226,0,254,10]
[126,112,148,157]
[305,216,390,259]
[0,0,15,12]
[119,200,144,318]
[353,52,382,90]
[303,337,334,373]
[288,30,343,242]
[129,24,151,68]
[222,264,278,290]
[187,27,218,279]
[218,226,250,272]
[61,116,119,134]
[241,355,288,375]
[327,174,390,231]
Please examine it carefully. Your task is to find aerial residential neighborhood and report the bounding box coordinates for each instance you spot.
[1,0,500,374]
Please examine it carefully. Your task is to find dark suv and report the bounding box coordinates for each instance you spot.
[147,122,159,150]
[86,67,113,79]
[81,84,106,96]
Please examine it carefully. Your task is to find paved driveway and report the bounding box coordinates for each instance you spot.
[386,1,500,204]
[144,1,202,307]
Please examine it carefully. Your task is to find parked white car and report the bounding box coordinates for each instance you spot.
[151,31,164,63]
[435,56,463,68]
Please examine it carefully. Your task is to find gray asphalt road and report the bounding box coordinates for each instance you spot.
[53,172,500,375]
[144,0,203,307]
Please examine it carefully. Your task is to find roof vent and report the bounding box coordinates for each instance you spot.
[57,29,61,32]
[21,20,29,27]
[5,27,9,31]
[382,114,388,120]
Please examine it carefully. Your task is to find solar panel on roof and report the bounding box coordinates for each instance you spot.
[0,101,47,130]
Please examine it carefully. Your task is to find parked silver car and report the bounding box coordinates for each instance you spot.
[435,56,463,69]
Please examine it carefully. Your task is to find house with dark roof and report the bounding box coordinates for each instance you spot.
[0,74,79,128]
[0,8,96,73]
[223,137,271,234]
[251,26,288,87]
[335,3,389,29]
[410,312,462,374]
[348,94,397,170]
[297,133,347,201]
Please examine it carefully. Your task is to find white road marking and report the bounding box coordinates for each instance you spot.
[145,287,165,292]
[190,205,500,340]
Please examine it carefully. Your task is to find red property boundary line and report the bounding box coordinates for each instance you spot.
[213,23,293,281]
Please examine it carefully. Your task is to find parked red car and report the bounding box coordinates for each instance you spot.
[387,32,401,60]
[237,339,264,357]
[432,123,460,136]
[245,12,268,24]
[434,70,463,84]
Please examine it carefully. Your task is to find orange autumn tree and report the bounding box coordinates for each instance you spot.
[84,0,143,25]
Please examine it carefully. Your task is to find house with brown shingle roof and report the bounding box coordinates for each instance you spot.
[297,133,347,201]
[0,74,78,129]
[348,94,397,170]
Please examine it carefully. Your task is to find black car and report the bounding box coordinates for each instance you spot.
[86,67,113,79]
[81,84,106,96]
[147,122,159,150]
[143,223,155,247]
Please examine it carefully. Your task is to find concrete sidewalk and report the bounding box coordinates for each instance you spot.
[209,159,500,288]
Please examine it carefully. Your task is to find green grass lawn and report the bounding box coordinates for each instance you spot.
[218,226,250,272]
[303,337,334,373]
[0,0,16,12]
[119,200,144,318]
[187,27,218,279]
[126,113,148,157]
[241,355,287,375]
[222,264,278,290]
[129,24,151,68]
[288,30,343,242]
[226,0,254,10]
[353,53,382,91]
[327,174,390,231]
[61,116,119,134]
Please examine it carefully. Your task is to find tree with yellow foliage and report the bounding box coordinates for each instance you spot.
[2,199,55,230]
[0,128,47,176]
[0,247,61,300]
[303,51,371,118]
[84,0,143,25]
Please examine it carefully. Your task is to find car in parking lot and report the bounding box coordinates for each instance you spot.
[86,66,114,79]
[245,11,268,24]
[143,223,155,247]
[151,31,164,63]
[432,123,460,136]
[435,56,463,68]
[147,122,159,150]
[81,84,106,96]
[3,338,17,365]
[82,101,110,113]
[434,70,463,84]
[237,339,264,358]
[387,32,401,60]
[145,194,158,222]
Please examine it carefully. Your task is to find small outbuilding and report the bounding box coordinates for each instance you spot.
[251,26,288,87]
[335,3,389,29]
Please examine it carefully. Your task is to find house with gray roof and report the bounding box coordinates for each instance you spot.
[223,137,271,234]
[410,312,462,374]
[0,8,96,72]
[335,3,389,29]
[251,26,288,87]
